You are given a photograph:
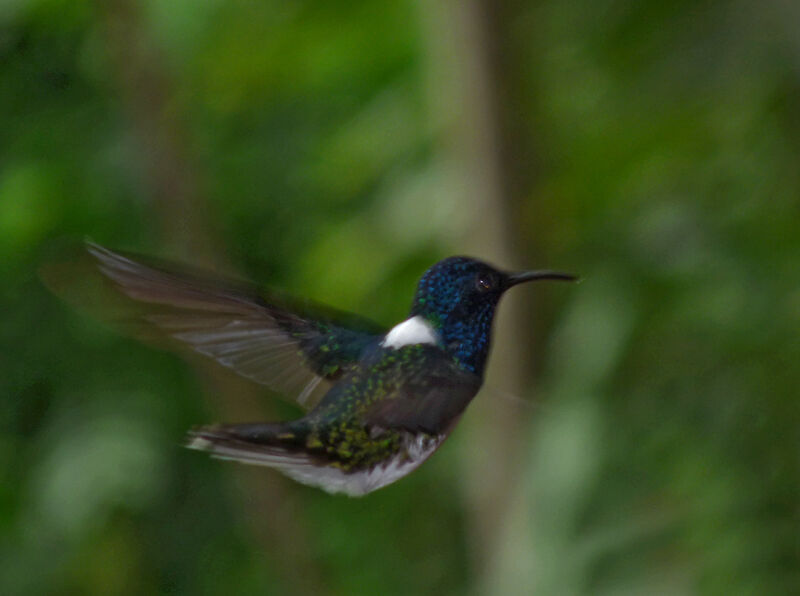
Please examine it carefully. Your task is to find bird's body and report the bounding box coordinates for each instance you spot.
[84,244,574,496]
[195,341,478,495]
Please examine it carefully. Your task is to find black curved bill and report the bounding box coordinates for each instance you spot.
[504,270,578,288]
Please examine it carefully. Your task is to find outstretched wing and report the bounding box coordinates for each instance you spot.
[82,243,384,408]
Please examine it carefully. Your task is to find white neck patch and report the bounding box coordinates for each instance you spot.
[381,315,440,349]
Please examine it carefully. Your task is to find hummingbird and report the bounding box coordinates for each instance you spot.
[84,243,575,496]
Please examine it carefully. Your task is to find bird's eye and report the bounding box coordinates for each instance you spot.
[476,275,494,292]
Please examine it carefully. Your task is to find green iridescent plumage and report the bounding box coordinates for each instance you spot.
[285,344,478,472]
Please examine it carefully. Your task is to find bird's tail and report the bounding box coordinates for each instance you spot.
[187,422,312,468]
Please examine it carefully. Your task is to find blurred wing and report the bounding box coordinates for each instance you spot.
[363,347,482,435]
[81,243,383,408]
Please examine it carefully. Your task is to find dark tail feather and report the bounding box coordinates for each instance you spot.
[187,423,310,467]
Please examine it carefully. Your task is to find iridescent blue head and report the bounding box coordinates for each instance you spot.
[410,257,575,375]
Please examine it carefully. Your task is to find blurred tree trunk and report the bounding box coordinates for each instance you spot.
[96,2,329,593]
[419,0,545,583]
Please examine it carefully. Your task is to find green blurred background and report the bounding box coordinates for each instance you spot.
[2,1,799,594]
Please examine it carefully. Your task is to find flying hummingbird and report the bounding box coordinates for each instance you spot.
[82,243,575,496]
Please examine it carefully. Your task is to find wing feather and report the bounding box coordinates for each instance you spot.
[82,243,383,408]
[360,347,482,435]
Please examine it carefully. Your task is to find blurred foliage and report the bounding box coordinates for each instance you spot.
[2,0,799,595]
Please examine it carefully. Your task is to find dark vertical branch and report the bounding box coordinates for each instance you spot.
[96,2,329,593]
[97,0,217,259]
[419,0,545,580]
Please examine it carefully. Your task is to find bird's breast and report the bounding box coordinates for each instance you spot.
[284,431,446,496]
[381,315,440,349]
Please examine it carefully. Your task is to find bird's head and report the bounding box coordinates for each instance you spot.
[409,256,575,374]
